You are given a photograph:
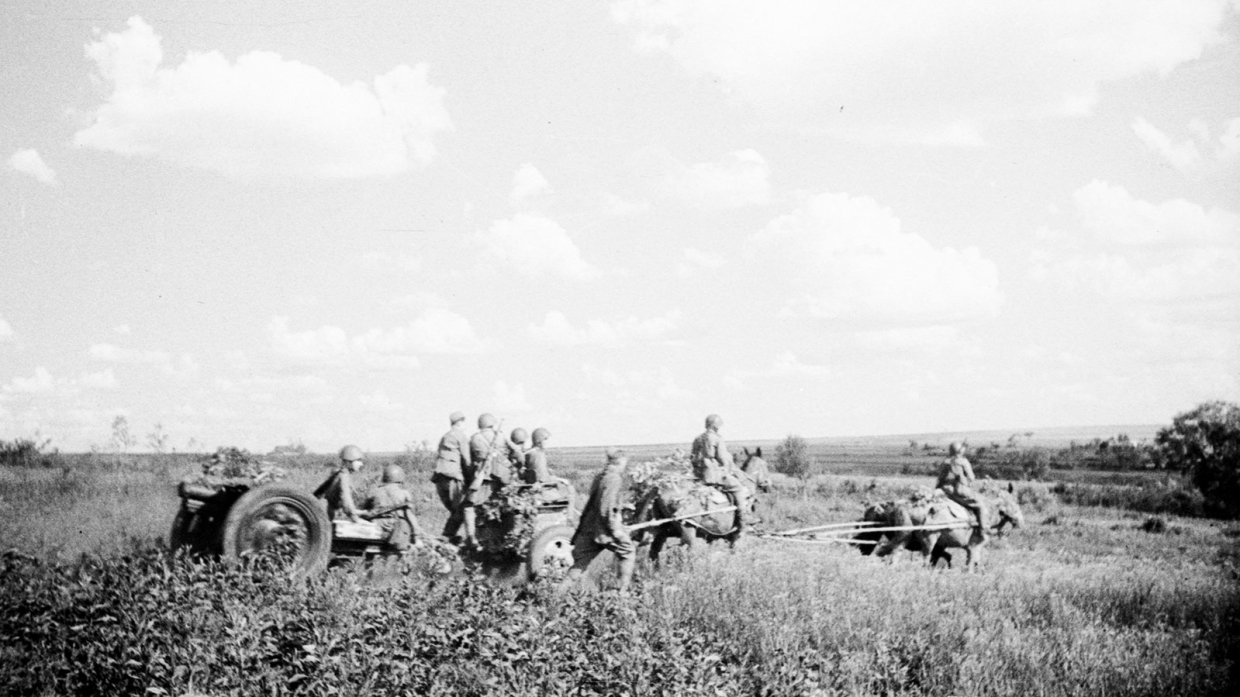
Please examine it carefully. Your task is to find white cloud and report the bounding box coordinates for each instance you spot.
[725,351,832,389]
[112,324,131,335]
[492,381,532,413]
[0,315,13,342]
[476,213,601,280]
[665,149,771,209]
[361,250,422,273]
[8,149,58,185]
[510,163,552,207]
[527,309,681,346]
[749,191,1003,325]
[3,367,56,394]
[581,364,694,408]
[359,390,404,413]
[1131,117,1202,171]
[80,368,118,390]
[267,310,482,370]
[88,342,171,365]
[1216,117,1240,162]
[676,246,726,278]
[612,0,1234,144]
[355,308,483,355]
[601,193,650,216]
[74,16,452,180]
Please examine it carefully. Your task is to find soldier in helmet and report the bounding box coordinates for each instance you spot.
[565,447,635,592]
[432,411,472,544]
[506,428,529,480]
[461,413,505,548]
[936,442,988,542]
[524,427,552,483]
[361,464,425,552]
[690,414,756,528]
[315,444,365,523]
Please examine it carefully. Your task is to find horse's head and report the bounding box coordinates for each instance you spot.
[989,483,1025,531]
[737,447,771,493]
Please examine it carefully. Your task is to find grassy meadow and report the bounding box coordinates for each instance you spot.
[2,435,1237,696]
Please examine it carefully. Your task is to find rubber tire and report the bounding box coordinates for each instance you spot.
[527,523,575,581]
[221,486,331,576]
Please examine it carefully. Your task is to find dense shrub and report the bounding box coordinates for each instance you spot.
[975,447,1051,481]
[1157,401,1240,519]
[0,436,58,468]
[773,433,814,482]
[1050,480,1207,518]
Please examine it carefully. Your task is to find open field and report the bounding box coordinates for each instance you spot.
[2,434,1237,695]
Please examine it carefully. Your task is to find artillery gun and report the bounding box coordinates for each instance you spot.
[169,451,421,575]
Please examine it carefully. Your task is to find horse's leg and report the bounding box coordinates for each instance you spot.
[648,528,668,566]
[919,532,941,567]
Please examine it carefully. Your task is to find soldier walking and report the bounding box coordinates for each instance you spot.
[565,447,635,592]
[690,414,755,528]
[431,412,471,544]
[936,442,989,542]
[462,413,505,548]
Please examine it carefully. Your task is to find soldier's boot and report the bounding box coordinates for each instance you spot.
[616,555,636,594]
[461,507,480,549]
[972,504,989,542]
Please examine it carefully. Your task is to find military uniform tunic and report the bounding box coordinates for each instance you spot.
[570,462,635,561]
[432,425,471,540]
[364,482,415,550]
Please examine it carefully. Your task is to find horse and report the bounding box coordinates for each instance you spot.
[855,494,954,567]
[634,448,770,563]
[913,484,1025,571]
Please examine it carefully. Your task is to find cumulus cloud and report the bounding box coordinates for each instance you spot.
[80,368,118,390]
[492,381,532,413]
[612,0,1234,144]
[0,315,13,342]
[267,309,482,370]
[1132,117,1202,171]
[74,16,452,180]
[1033,181,1240,337]
[510,163,553,207]
[749,191,1003,325]
[8,149,58,185]
[476,214,601,280]
[675,247,726,278]
[581,364,694,408]
[527,309,681,346]
[665,149,771,209]
[724,351,832,389]
[2,367,56,394]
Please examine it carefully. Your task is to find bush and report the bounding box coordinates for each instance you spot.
[975,447,1051,481]
[1156,401,1240,519]
[0,436,58,468]
[773,434,814,483]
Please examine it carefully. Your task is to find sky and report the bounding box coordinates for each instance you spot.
[2,0,1238,452]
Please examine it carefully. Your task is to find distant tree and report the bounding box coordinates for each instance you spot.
[1156,401,1240,519]
[774,434,814,492]
[269,439,309,458]
[110,415,136,453]
[146,422,170,454]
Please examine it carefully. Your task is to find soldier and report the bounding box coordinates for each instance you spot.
[523,427,552,483]
[315,444,365,523]
[461,413,506,548]
[362,464,425,552]
[506,428,529,481]
[690,414,755,528]
[565,447,635,592]
[432,411,472,544]
[936,442,989,542]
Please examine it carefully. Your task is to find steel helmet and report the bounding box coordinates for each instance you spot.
[531,427,550,446]
[705,414,723,429]
[339,444,364,462]
[948,442,964,456]
[449,411,466,425]
[382,464,406,483]
[478,413,497,429]
[510,428,528,444]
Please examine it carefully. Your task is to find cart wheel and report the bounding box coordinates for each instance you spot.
[527,524,575,581]
[222,486,331,576]
[169,507,219,556]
